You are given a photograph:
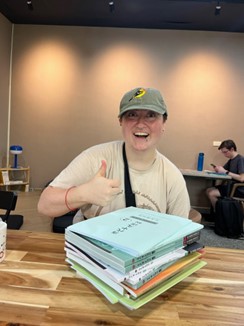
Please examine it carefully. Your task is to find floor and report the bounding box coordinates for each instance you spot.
[1,190,53,232]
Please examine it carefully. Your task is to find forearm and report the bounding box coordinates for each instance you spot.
[216,166,244,182]
[37,186,88,217]
[227,171,244,182]
[38,167,121,217]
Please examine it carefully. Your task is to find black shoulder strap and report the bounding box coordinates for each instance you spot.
[122,143,136,207]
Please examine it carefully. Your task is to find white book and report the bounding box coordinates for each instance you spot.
[65,244,190,292]
[125,248,187,285]
[65,241,187,284]
[1,171,9,185]
[65,243,125,282]
[66,252,125,295]
[5,180,24,185]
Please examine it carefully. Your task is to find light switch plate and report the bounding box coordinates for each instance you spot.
[213,141,221,147]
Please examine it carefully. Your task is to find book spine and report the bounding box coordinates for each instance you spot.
[128,232,200,269]
[124,250,187,285]
[67,229,201,274]
[126,248,186,278]
[66,233,125,272]
[123,261,175,289]
[183,231,201,245]
[124,252,204,297]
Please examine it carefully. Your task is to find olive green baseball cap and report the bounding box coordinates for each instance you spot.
[119,87,168,117]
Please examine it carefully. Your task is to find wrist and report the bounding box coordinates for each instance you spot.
[225,170,229,175]
[65,186,76,211]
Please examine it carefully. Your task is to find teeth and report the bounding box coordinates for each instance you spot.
[134,132,148,136]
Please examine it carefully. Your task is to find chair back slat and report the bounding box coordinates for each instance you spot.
[0,190,23,229]
[0,190,18,212]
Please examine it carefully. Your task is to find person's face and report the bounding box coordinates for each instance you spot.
[120,109,166,151]
[220,147,234,159]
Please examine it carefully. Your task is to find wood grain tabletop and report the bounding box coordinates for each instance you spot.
[0,229,243,325]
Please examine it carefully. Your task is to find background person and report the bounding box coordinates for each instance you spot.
[38,87,190,222]
[206,139,244,211]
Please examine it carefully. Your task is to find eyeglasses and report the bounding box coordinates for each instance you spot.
[221,149,229,154]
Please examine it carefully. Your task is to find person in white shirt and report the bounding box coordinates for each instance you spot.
[38,87,190,221]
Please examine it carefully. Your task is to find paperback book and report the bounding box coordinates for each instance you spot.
[69,258,206,310]
[65,242,188,285]
[66,207,203,273]
[65,230,200,273]
[66,206,203,257]
[65,206,206,309]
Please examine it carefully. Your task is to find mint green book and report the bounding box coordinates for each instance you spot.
[71,259,207,310]
[66,207,203,257]
[65,229,200,273]
[65,244,187,291]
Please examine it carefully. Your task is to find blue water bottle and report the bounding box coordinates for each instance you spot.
[197,153,204,171]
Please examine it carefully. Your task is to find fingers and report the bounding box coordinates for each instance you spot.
[91,160,121,206]
[96,160,107,178]
[96,161,120,189]
[100,184,121,207]
[109,178,121,189]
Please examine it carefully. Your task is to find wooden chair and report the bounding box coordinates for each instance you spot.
[189,208,202,224]
[0,190,24,229]
[229,183,244,198]
[229,183,244,212]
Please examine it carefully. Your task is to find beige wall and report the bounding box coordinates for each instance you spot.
[4,23,244,190]
[0,14,12,166]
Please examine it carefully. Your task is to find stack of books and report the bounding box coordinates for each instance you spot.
[65,207,206,310]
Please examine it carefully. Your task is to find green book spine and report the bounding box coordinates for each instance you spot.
[66,229,200,273]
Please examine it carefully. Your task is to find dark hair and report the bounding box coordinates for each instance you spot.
[218,139,237,151]
[163,113,168,122]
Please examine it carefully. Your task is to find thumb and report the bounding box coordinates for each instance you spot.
[96,160,107,177]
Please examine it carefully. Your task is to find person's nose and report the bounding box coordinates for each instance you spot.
[136,115,146,124]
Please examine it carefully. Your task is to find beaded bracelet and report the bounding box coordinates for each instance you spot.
[65,186,76,211]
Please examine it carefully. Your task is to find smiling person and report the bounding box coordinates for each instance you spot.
[206,139,244,211]
[38,87,190,222]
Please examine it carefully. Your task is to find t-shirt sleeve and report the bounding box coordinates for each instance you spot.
[166,176,191,218]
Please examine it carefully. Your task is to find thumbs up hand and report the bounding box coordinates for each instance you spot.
[96,159,107,178]
[81,160,121,207]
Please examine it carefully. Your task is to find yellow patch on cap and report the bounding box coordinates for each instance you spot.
[129,88,146,101]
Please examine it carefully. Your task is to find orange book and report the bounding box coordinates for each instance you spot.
[123,251,204,298]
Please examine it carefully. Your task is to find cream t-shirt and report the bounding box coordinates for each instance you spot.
[50,141,190,219]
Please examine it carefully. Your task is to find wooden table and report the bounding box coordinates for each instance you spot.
[1,230,244,325]
[180,169,232,182]
[180,169,232,210]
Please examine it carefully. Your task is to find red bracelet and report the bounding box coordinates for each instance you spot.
[65,186,76,211]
